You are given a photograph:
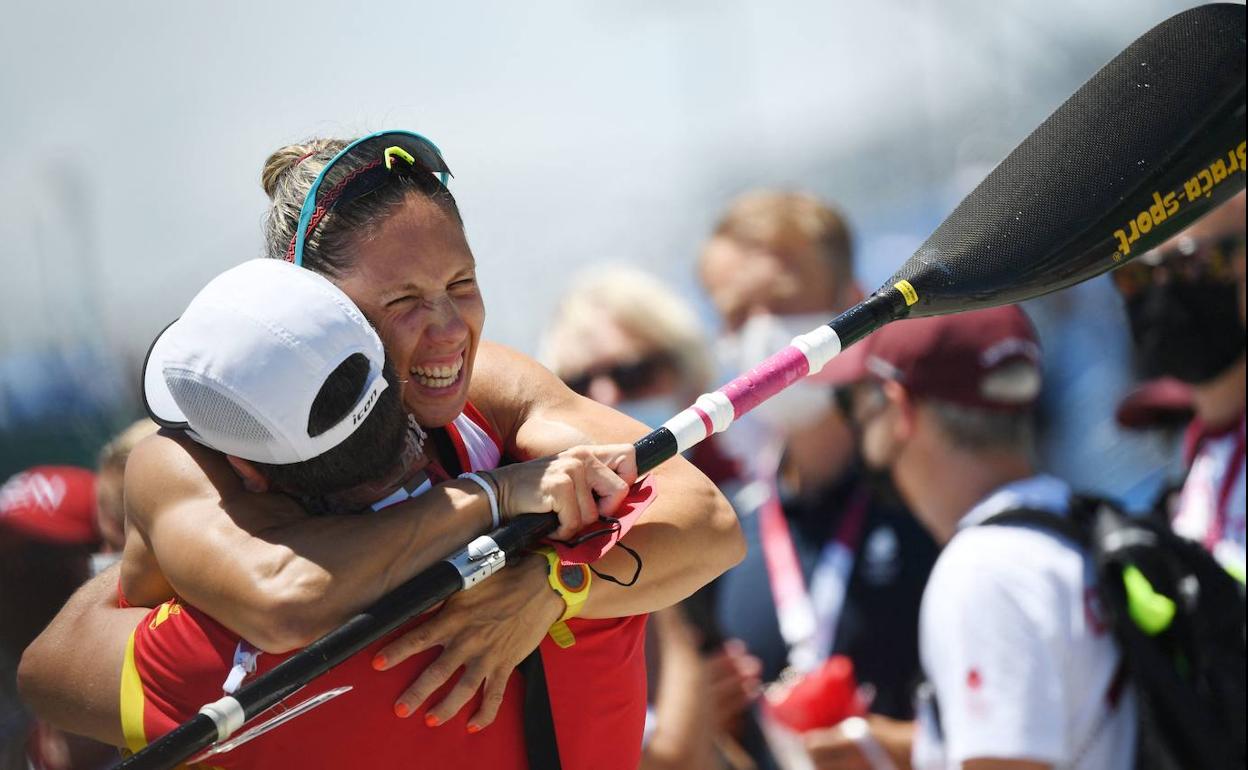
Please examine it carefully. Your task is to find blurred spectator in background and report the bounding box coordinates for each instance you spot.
[1113,377,1194,517]
[831,305,1136,770]
[93,418,157,561]
[543,266,753,770]
[0,466,113,770]
[699,191,937,768]
[1112,191,1246,577]
[542,265,740,488]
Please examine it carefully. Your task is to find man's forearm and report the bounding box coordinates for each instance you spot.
[166,481,495,652]
[18,565,139,746]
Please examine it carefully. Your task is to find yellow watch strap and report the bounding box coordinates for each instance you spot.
[533,547,591,648]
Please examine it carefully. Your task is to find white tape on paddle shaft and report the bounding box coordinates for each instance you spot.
[661,326,842,454]
[199,695,246,742]
[661,391,734,454]
[790,325,841,375]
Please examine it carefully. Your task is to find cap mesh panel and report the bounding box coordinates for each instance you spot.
[165,372,275,447]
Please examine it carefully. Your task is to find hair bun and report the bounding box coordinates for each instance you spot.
[260,139,341,200]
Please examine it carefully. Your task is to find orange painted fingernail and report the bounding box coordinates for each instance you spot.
[372,654,387,670]
[425,714,441,727]
[394,702,410,718]
[467,724,482,734]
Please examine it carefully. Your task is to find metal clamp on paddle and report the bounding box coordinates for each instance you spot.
[448,535,506,589]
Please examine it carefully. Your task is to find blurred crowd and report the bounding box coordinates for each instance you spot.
[2,172,1244,770]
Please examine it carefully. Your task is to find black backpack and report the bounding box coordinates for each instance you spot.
[982,496,1245,770]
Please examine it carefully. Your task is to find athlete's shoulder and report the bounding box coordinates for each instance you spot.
[124,429,239,528]
[468,340,568,445]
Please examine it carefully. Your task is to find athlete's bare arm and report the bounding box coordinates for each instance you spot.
[17,564,139,747]
[373,342,745,729]
[122,430,501,652]
[120,343,655,654]
[471,340,745,618]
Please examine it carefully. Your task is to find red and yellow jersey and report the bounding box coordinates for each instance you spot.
[121,598,646,769]
[120,406,648,769]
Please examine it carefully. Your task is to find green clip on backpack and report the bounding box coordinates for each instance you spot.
[983,496,1245,770]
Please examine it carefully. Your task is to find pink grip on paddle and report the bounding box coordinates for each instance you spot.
[719,346,810,417]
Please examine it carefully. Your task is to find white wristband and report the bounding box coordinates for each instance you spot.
[458,471,501,530]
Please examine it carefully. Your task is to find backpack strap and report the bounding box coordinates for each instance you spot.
[977,507,1089,546]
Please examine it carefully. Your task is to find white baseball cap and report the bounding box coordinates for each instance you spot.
[142,259,388,465]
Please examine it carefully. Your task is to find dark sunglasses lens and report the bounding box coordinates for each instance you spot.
[564,374,591,396]
[612,355,669,396]
[833,387,854,418]
[314,134,451,206]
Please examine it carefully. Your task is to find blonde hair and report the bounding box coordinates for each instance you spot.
[97,418,159,475]
[541,266,712,393]
[712,190,854,286]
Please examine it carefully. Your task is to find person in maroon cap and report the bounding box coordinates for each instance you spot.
[0,466,115,770]
[827,305,1136,770]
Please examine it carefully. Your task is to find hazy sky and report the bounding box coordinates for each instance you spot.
[0,0,1217,495]
[1,0,1205,361]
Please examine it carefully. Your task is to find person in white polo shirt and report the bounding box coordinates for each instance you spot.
[827,305,1136,770]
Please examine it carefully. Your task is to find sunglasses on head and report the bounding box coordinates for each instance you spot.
[562,353,675,399]
[1111,233,1244,299]
[288,130,453,267]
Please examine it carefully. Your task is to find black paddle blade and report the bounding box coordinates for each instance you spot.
[887,3,1246,318]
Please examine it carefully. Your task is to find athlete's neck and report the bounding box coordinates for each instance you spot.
[895,432,1033,545]
[1191,357,1246,431]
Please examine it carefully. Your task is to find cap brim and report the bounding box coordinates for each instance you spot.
[807,338,872,386]
[141,320,190,429]
[1115,377,1195,429]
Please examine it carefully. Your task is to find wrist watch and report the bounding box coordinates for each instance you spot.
[532,546,591,648]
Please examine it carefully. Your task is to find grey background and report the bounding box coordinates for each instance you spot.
[0,0,1215,497]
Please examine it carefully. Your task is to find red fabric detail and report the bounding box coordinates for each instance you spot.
[130,600,648,768]
[1208,418,1246,550]
[540,613,649,770]
[763,655,864,733]
[693,406,714,436]
[1183,410,1246,466]
[1105,660,1129,708]
[966,668,983,690]
[442,420,473,478]
[462,402,505,453]
[542,476,657,566]
[0,466,98,545]
[759,486,808,619]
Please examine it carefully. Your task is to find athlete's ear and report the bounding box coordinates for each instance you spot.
[882,379,916,443]
[226,455,270,493]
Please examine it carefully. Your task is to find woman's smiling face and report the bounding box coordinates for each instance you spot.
[333,193,485,428]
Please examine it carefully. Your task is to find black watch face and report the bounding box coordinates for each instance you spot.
[558,564,587,591]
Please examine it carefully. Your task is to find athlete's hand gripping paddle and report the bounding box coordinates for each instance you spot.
[120,5,1244,768]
